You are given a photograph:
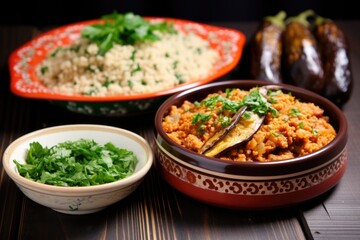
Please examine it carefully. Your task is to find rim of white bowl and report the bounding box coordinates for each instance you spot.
[2,124,153,194]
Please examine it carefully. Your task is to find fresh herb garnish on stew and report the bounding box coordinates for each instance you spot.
[240,88,278,116]
[81,12,177,55]
[13,139,138,186]
[198,87,278,117]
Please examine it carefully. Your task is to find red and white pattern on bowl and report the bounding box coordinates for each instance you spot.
[156,146,347,196]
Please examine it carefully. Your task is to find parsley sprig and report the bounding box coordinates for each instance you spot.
[191,88,278,130]
[240,88,278,116]
[81,12,177,55]
[200,88,278,117]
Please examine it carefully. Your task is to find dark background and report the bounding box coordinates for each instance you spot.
[0,0,358,27]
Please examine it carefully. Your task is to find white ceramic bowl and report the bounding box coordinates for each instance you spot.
[2,124,153,214]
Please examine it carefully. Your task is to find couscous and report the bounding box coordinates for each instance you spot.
[36,22,219,96]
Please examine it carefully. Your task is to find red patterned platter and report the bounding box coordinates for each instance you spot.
[154,80,348,209]
[8,18,245,116]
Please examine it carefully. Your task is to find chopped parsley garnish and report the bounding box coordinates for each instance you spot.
[312,129,319,135]
[127,80,134,88]
[194,101,201,107]
[218,114,231,126]
[240,88,278,116]
[69,45,81,52]
[130,50,137,61]
[242,111,251,120]
[267,89,282,97]
[83,88,99,95]
[192,112,212,124]
[131,63,142,75]
[102,79,113,87]
[225,88,235,98]
[40,66,49,75]
[175,73,185,84]
[290,108,302,117]
[81,12,177,55]
[50,47,62,57]
[272,132,280,137]
[13,139,138,187]
[199,88,278,117]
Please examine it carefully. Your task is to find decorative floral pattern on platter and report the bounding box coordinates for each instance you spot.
[157,149,347,195]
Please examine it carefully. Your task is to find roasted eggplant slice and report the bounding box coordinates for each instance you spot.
[199,86,278,157]
[202,111,265,157]
[199,106,247,155]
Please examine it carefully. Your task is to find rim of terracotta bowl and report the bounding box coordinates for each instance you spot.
[154,80,348,176]
[3,124,153,195]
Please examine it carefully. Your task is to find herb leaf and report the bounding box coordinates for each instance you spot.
[13,139,138,186]
[240,88,278,116]
[81,12,177,55]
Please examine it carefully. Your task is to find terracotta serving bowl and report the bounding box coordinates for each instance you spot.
[2,124,153,214]
[154,80,348,210]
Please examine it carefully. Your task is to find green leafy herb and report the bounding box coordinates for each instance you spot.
[175,73,185,84]
[40,66,49,75]
[218,114,231,127]
[199,87,277,116]
[83,88,99,96]
[127,80,134,88]
[240,88,278,116]
[192,113,212,125]
[312,129,319,136]
[81,12,177,55]
[130,50,137,61]
[13,139,138,187]
[102,78,113,87]
[50,47,62,57]
[272,132,280,137]
[131,63,142,76]
[225,88,235,98]
[242,111,251,120]
[290,108,302,117]
[172,60,179,69]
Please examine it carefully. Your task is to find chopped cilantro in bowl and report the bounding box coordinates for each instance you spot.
[13,139,138,187]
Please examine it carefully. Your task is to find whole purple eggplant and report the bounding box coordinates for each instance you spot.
[313,15,353,106]
[282,10,325,94]
[250,11,286,83]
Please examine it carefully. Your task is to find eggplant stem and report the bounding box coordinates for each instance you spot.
[315,15,333,26]
[286,9,315,27]
[264,11,287,29]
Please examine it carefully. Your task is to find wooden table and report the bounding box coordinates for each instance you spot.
[1,21,359,240]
